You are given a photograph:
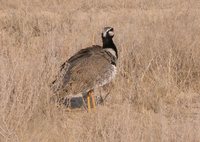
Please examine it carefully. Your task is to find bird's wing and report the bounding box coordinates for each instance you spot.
[63,46,113,95]
[51,46,114,96]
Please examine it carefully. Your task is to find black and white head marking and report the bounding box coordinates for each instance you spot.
[102,27,114,38]
[102,27,118,59]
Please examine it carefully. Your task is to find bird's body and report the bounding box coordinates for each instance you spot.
[51,27,117,111]
[52,45,117,96]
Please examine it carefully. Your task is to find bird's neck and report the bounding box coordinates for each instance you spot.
[103,38,118,59]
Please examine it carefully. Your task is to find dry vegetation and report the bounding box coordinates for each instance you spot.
[1,0,200,141]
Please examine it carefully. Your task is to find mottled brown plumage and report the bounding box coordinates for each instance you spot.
[51,45,117,97]
[51,27,117,110]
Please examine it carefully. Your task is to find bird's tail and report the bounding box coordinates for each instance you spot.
[50,61,70,95]
[50,78,63,95]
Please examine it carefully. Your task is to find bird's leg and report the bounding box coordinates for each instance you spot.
[90,90,96,110]
[87,92,91,112]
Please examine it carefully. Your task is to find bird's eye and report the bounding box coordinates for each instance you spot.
[109,28,114,31]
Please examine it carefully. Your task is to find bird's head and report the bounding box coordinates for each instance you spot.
[102,27,114,39]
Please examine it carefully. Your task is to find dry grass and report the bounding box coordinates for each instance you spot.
[1,0,200,141]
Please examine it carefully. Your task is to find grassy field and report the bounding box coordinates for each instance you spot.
[1,0,200,141]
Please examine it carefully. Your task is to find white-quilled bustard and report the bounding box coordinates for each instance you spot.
[51,27,118,112]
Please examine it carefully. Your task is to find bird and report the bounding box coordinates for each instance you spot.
[51,27,118,112]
